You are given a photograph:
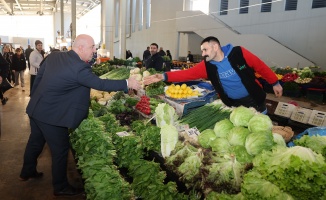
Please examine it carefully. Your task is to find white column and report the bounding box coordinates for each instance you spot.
[102,0,115,59]
[71,0,76,41]
[119,0,127,59]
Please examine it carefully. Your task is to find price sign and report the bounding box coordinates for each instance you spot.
[185,127,200,137]
[116,131,130,137]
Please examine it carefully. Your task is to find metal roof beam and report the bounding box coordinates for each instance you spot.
[0,0,13,15]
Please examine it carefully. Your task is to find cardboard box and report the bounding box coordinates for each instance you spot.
[274,102,296,118]
[308,110,326,126]
[290,107,313,124]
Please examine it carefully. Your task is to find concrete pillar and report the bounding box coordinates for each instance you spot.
[71,0,76,41]
[119,0,127,59]
[102,0,115,59]
[60,0,64,38]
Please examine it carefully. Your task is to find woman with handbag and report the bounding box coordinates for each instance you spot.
[12,48,27,91]
[0,52,10,105]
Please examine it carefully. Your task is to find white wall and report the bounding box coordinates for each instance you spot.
[209,0,326,69]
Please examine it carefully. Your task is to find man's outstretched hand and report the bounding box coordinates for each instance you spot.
[143,74,164,85]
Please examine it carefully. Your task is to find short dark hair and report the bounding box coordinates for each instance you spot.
[201,36,220,45]
[150,43,158,48]
[35,40,43,46]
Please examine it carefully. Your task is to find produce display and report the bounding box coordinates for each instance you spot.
[72,62,326,199]
[135,95,164,115]
[165,83,200,99]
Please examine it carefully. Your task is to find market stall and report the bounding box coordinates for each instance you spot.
[70,62,326,200]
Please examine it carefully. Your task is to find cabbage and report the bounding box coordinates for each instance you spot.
[210,137,231,154]
[227,126,250,146]
[248,114,273,133]
[273,133,286,147]
[242,171,294,200]
[294,135,326,157]
[155,103,178,127]
[245,132,274,156]
[252,146,326,200]
[230,106,255,127]
[213,119,234,138]
[198,129,216,148]
[231,145,253,164]
[160,124,179,158]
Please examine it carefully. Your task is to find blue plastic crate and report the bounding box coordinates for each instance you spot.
[287,126,326,147]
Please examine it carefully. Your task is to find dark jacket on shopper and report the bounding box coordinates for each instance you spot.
[0,53,9,78]
[145,53,164,71]
[12,54,27,71]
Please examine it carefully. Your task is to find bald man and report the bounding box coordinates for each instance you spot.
[20,34,140,197]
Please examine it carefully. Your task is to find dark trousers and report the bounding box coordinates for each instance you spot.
[30,75,36,94]
[20,117,70,192]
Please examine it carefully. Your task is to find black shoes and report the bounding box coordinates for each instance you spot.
[19,172,44,181]
[1,97,8,105]
[53,185,84,197]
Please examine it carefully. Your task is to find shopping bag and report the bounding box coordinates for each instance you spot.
[0,78,13,93]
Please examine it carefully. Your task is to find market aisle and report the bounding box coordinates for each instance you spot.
[0,70,85,200]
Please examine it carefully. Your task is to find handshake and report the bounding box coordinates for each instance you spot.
[127,73,164,90]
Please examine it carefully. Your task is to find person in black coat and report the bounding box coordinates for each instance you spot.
[11,48,27,91]
[187,51,194,62]
[126,50,133,59]
[19,34,141,197]
[143,46,150,61]
[0,53,9,104]
[145,43,164,71]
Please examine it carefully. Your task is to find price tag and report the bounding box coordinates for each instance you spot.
[174,122,189,132]
[185,127,200,137]
[116,131,130,137]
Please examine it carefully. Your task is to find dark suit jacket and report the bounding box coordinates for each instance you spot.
[26,50,127,129]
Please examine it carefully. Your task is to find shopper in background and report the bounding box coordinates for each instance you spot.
[0,52,9,105]
[24,45,33,70]
[158,47,166,56]
[143,46,150,61]
[2,45,14,85]
[145,43,164,71]
[19,34,140,197]
[144,36,283,113]
[11,48,27,91]
[187,51,194,62]
[29,40,44,95]
[126,50,133,59]
[166,50,172,61]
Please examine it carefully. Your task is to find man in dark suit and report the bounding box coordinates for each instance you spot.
[19,34,140,197]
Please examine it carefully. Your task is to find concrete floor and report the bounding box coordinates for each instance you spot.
[0,71,85,200]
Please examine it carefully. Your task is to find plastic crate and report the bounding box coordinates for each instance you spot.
[287,126,326,147]
[306,88,326,103]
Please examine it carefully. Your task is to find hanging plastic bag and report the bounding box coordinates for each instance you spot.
[0,78,13,93]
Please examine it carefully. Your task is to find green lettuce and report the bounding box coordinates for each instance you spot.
[252,146,326,200]
[227,126,250,146]
[230,106,255,127]
[214,118,234,138]
[198,129,217,148]
[248,113,273,133]
[245,131,275,156]
[210,137,231,154]
[231,145,253,164]
[294,135,326,157]
[241,171,294,200]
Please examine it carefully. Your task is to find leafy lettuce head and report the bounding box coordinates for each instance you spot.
[230,106,255,127]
